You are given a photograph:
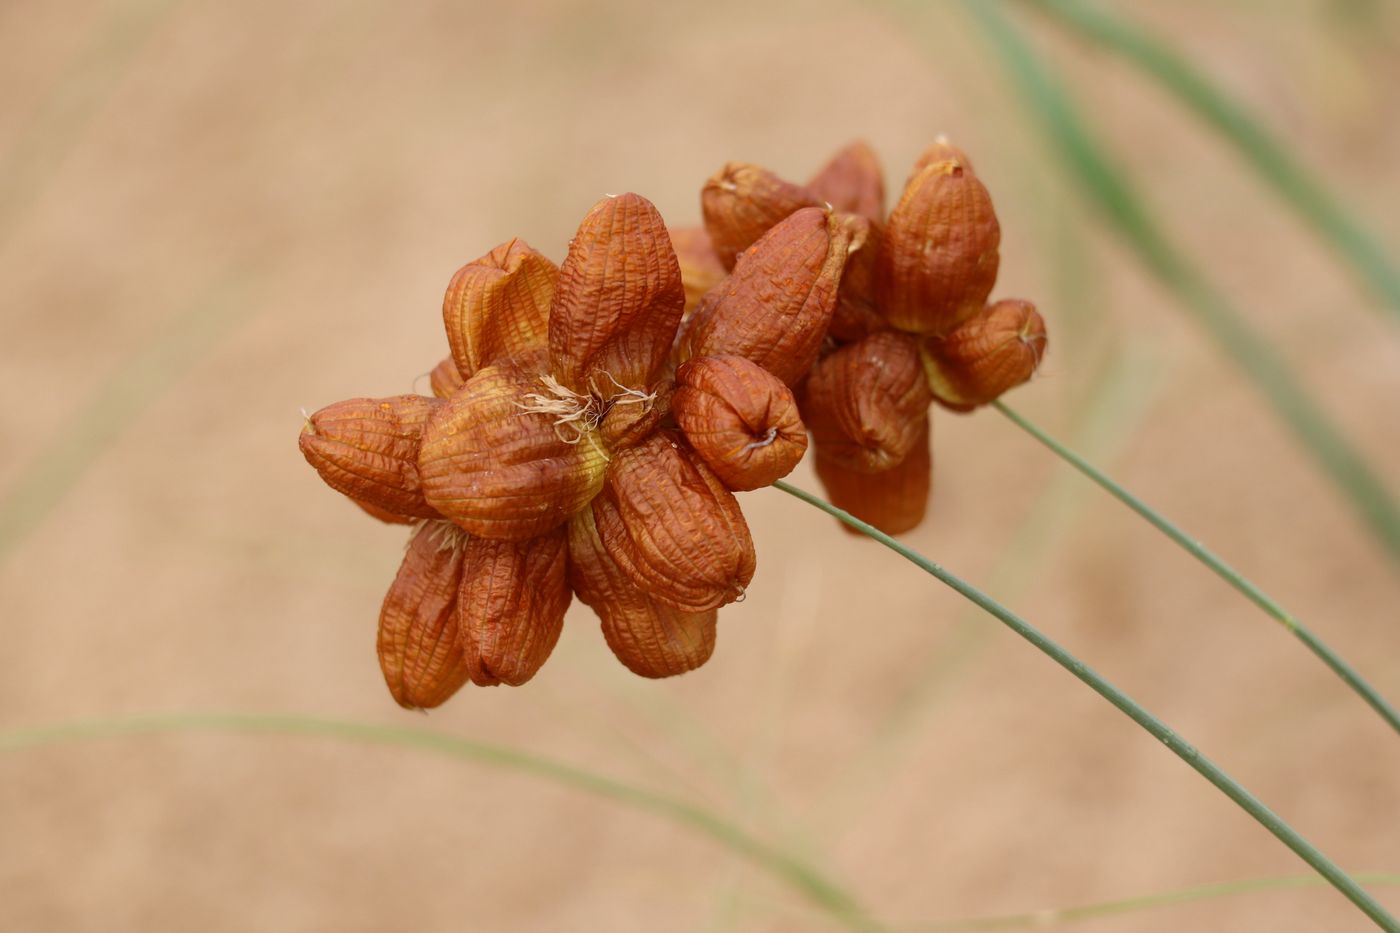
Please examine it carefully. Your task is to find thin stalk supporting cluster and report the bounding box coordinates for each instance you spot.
[771,480,1399,933]
[993,400,1400,738]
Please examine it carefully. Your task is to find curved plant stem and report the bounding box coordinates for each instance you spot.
[771,480,1399,933]
[917,871,1400,931]
[1023,0,1400,324]
[0,712,880,933]
[994,399,1400,738]
[959,0,1400,569]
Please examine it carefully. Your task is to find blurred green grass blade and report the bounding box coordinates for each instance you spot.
[961,0,1400,569]
[995,399,1400,739]
[918,871,1400,931]
[0,712,881,933]
[772,480,1399,932]
[1026,0,1400,323]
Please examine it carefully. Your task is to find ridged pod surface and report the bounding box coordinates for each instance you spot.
[458,525,571,686]
[377,522,470,709]
[875,144,999,336]
[568,507,717,678]
[418,352,608,540]
[701,162,823,270]
[922,299,1047,411]
[815,417,932,536]
[549,193,685,394]
[678,207,852,387]
[443,238,557,380]
[593,432,755,612]
[807,139,885,222]
[672,355,807,492]
[802,331,932,473]
[299,394,444,520]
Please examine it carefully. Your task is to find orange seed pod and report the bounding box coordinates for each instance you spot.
[922,299,1048,411]
[377,521,471,709]
[701,161,823,270]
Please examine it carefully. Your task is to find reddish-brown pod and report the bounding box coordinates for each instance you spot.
[672,355,807,491]
[443,238,557,380]
[418,352,609,540]
[801,331,933,473]
[828,213,885,343]
[806,139,885,222]
[549,193,686,395]
[592,432,756,612]
[876,143,1000,336]
[568,508,718,679]
[377,521,470,709]
[923,299,1048,411]
[701,162,824,270]
[678,206,852,387]
[299,394,444,520]
[815,416,932,536]
[458,525,571,686]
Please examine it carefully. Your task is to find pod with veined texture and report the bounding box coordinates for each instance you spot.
[443,238,557,381]
[418,351,608,540]
[378,521,470,709]
[568,507,717,679]
[806,139,886,222]
[592,432,755,612]
[922,299,1048,412]
[672,355,807,492]
[801,331,932,474]
[814,416,932,536]
[299,394,444,520]
[458,524,571,687]
[701,161,824,270]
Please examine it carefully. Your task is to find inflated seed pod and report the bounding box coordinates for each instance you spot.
[806,139,885,222]
[299,394,444,520]
[922,299,1047,411]
[442,238,557,380]
[568,507,718,679]
[378,521,471,709]
[875,142,999,336]
[701,161,824,270]
[678,206,853,387]
[418,351,608,540]
[814,416,932,536]
[458,524,571,687]
[672,355,807,491]
[801,330,932,474]
[592,432,756,613]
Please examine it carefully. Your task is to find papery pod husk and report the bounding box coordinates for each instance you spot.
[549,193,686,394]
[801,331,932,473]
[458,524,571,687]
[669,226,727,316]
[828,213,885,343]
[378,521,471,709]
[568,507,718,679]
[875,146,1000,336]
[806,140,885,222]
[429,356,465,399]
[598,380,672,452]
[673,355,807,492]
[677,207,852,387]
[701,161,824,270]
[300,394,444,520]
[815,416,932,536]
[923,299,1048,412]
[443,238,557,380]
[593,432,755,612]
[418,351,608,540]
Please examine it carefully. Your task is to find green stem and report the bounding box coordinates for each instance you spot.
[771,480,1399,933]
[0,712,880,933]
[918,871,1400,931]
[959,0,1400,569]
[1024,0,1400,324]
[994,399,1400,738]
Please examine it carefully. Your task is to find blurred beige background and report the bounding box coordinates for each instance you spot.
[2,0,1399,930]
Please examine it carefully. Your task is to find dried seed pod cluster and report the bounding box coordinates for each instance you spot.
[301,192,843,708]
[690,139,1049,534]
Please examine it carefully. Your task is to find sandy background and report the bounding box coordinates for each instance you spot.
[2,0,1399,930]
